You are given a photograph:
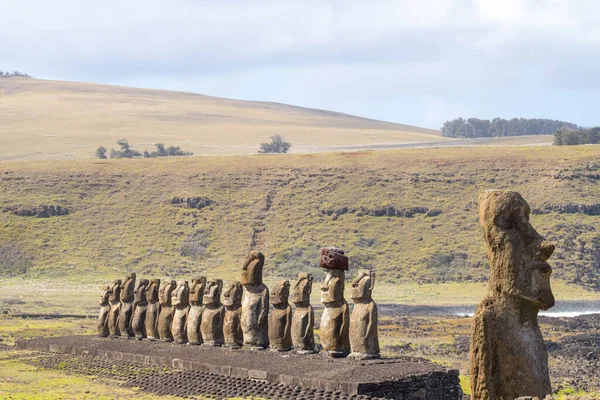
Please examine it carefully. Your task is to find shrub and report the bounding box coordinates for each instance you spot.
[143,143,193,158]
[95,146,108,159]
[259,135,291,154]
[180,229,210,260]
[0,242,32,276]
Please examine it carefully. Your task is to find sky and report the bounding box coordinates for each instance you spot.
[1,0,600,129]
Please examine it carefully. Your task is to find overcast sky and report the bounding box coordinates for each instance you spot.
[2,0,599,129]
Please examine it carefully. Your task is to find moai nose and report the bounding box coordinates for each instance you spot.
[539,241,555,260]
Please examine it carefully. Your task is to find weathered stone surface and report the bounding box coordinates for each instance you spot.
[132,279,149,340]
[107,279,121,337]
[201,279,225,346]
[320,246,349,270]
[144,279,161,341]
[223,281,243,349]
[349,269,380,360]
[269,279,292,351]
[241,251,269,349]
[98,285,111,337]
[470,190,555,399]
[320,263,350,358]
[187,277,206,345]
[171,280,190,344]
[118,273,136,338]
[291,273,315,354]
[157,280,176,342]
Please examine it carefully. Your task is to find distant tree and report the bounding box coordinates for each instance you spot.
[441,118,578,138]
[155,143,168,157]
[143,143,193,158]
[95,146,108,159]
[110,139,142,158]
[259,135,292,154]
[554,126,600,146]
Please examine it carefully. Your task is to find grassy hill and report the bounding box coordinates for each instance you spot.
[0,78,442,161]
[1,145,600,294]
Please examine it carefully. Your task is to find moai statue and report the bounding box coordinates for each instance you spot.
[349,270,380,360]
[240,251,270,350]
[98,285,111,337]
[269,279,293,351]
[200,279,225,347]
[144,279,161,341]
[107,279,121,338]
[171,280,190,344]
[291,273,315,354]
[187,277,207,345]
[118,273,136,339]
[319,247,350,358]
[222,281,244,349]
[157,280,177,342]
[131,279,150,340]
[470,190,556,400]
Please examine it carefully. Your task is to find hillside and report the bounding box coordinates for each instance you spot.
[0,78,442,161]
[1,146,600,292]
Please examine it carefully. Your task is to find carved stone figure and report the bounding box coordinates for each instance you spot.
[291,273,315,354]
[319,247,350,358]
[269,279,292,351]
[98,285,111,337]
[131,279,150,340]
[223,281,244,349]
[187,277,206,345]
[144,279,161,341]
[118,273,136,338]
[107,279,121,338]
[157,280,177,342]
[349,270,380,359]
[171,280,190,344]
[241,251,270,349]
[470,190,556,400]
[201,279,225,347]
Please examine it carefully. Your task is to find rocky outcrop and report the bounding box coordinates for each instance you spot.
[6,205,69,218]
[321,205,440,218]
[532,203,600,216]
[171,197,213,210]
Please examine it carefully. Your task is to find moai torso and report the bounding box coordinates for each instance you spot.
[171,281,190,344]
[157,280,177,342]
[240,251,269,349]
[223,281,243,349]
[470,190,555,400]
[144,279,161,340]
[107,279,121,337]
[118,273,136,338]
[269,279,292,351]
[98,285,111,337]
[200,279,225,346]
[132,279,149,340]
[187,277,206,345]
[349,270,379,359]
[291,273,315,354]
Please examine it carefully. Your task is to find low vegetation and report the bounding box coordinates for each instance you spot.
[554,127,600,146]
[441,117,577,138]
[143,143,193,158]
[0,70,31,78]
[0,242,31,277]
[96,140,192,159]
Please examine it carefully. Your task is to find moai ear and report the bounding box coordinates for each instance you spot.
[216,279,223,293]
[369,270,376,291]
[307,274,313,295]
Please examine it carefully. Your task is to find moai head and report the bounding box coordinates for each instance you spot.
[100,285,111,306]
[108,280,121,303]
[203,279,223,306]
[159,280,177,307]
[271,279,290,307]
[321,269,345,305]
[134,279,150,305]
[241,251,264,286]
[120,273,136,302]
[351,270,375,303]
[171,281,189,307]
[479,190,555,310]
[291,273,313,306]
[146,279,161,303]
[223,281,243,307]
[189,277,207,305]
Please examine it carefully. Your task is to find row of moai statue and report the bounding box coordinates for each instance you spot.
[98,248,379,359]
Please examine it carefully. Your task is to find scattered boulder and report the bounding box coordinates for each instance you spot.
[171,197,213,210]
[532,203,600,216]
[5,205,70,218]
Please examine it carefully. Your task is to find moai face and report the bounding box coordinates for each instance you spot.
[146,279,161,303]
[134,279,150,305]
[159,280,177,306]
[223,281,243,307]
[171,281,189,307]
[108,280,121,302]
[189,277,207,305]
[271,279,290,307]
[241,251,264,286]
[351,270,375,302]
[291,273,313,305]
[321,269,345,304]
[100,285,111,306]
[203,279,223,306]
[120,273,136,302]
[479,190,555,310]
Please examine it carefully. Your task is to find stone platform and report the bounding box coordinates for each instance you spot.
[16,335,461,399]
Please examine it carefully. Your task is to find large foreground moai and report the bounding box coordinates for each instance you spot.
[241,251,270,350]
[171,280,190,344]
[118,273,136,338]
[319,247,350,358]
[223,281,244,349]
[470,190,556,400]
[158,280,177,342]
[98,285,111,337]
[269,279,292,351]
[349,269,380,360]
[187,277,207,345]
[145,279,161,340]
[107,279,121,337]
[132,279,150,340]
[201,279,225,346]
[291,273,315,354]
